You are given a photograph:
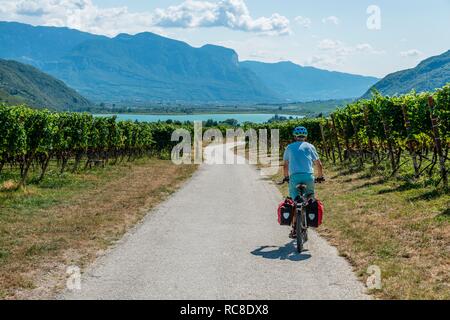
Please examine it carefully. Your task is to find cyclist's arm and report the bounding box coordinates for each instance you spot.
[283,147,290,179]
[284,160,289,178]
[314,159,324,178]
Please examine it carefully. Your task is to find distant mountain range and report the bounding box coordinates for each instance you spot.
[364,50,450,97]
[43,32,276,104]
[241,61,378,101]
[0,21,380,105]
[0,59,91,110]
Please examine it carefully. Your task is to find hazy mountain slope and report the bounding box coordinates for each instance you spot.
[0,59,91,110]
[0,87,27,106]
[0,21,383,104]
[364,50,450,97]
[0,21,105,67]
[42,32,279,103]
[241,61,379,101]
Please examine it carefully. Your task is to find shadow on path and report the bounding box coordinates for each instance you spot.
[251,241,312,262]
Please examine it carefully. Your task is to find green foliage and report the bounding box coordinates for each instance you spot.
[0,105,191,185]
[245,84,449,187]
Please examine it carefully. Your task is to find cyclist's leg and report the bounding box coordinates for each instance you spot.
[288,175,301,235]
[288,176,300,200]
[290,173,315,197]
[288,173,315,240]
[288,174,309,233]
[303,174,315,197]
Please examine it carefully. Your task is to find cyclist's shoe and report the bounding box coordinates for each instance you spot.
[289,227,297,239]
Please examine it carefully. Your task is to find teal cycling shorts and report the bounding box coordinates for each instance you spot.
[289,173,315,200]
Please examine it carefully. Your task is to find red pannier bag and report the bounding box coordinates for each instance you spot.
[278,198,296,226]
[305,198,324,228]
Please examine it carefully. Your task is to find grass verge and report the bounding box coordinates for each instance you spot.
[0,159,197,299]
[271,163,449,300]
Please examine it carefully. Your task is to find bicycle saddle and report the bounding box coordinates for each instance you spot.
[296,184,307,191]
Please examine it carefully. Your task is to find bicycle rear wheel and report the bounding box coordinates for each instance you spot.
[296,212,303,253]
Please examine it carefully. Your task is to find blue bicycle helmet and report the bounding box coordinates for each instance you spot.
[293,126,308,137]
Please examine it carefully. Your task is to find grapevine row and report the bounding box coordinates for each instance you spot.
[244,84,449,188]
[0,106,191,186]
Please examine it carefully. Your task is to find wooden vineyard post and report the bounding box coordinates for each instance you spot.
[319,123,329,160]
[327,121,336,164]
[331,114,343,163]
[364,106,377,167]
[401,104,420,178]
[343,116,352,163]
[381,117,396,175]
[428,96,448,188]
[351,117,364,167]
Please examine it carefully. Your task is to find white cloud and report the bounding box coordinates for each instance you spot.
[355,43,385,54]
[318,39,341,50]
[0,1,15,14]
[312,39,385,69]
[318,39,384,55]
[0,0,290,36]
[153,0,291,36]
[355,43,373,52]
[400,49,422,57]
[307,55,345,69]
[0,0,158,36]
[16,0,50,16]
[322,16,340,25]
[294,16,311,29]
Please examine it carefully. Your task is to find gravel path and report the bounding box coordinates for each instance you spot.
[63,143,370,300]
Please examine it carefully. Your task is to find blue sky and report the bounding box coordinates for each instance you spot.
[1,0,449,77]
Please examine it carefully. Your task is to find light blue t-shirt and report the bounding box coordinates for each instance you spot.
[283,141,319,175]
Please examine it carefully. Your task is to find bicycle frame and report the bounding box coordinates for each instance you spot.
[293,185,314,252]
[277,177,324,253]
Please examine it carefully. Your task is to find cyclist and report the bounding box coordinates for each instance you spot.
[283,126,324,239]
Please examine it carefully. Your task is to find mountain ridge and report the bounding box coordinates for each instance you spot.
[0,59,91,110]
[241,60,379,101]
[364,50,450,97]
[41,30,279,103]
[0,21,382,105]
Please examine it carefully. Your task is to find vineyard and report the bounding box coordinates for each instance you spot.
[0,84,449,189]
[0,106,191,186]
[244,84,450,189]
[0,85,448,301]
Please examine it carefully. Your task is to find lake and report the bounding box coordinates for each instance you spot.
[94,113,303,124]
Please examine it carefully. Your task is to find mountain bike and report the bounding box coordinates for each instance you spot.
[278,177,325,253]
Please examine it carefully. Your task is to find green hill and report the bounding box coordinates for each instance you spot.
[364,50,450,97]
[0,59,91,110]
[0,87,26,105]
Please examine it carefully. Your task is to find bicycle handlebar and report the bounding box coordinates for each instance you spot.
[315,177,326,184]
[278,176,290,185]
[277,176,326,185]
